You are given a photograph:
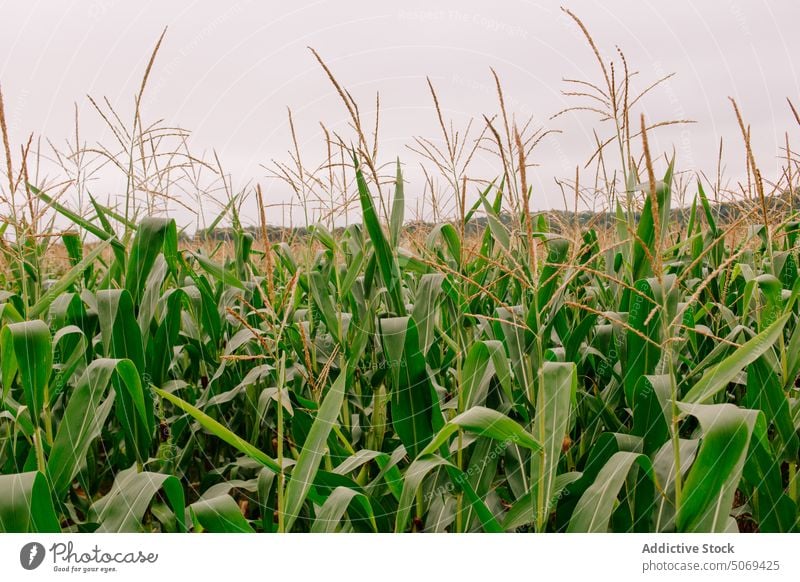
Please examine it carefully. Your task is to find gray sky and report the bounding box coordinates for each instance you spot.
[1,0,799,229]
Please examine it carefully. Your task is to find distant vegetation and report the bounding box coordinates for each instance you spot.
[192,188,800,243]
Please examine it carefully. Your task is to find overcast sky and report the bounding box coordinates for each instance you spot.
[1,0,799,228]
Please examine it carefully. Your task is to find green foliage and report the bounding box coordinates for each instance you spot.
[1,166,800,534]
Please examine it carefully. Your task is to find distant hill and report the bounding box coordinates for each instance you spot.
[190,189,800,242]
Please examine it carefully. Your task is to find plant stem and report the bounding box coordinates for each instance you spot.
[34,427,46,473]
[277,353,286,533]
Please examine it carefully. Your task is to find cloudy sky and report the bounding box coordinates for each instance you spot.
[1,0,798,228]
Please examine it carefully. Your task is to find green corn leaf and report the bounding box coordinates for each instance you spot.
[47,360,122,497]
[567,451,654,532]
[419,406,542,457]
[90,466,186,532]
[354,155,405,315]
[29,183,125,254]
[380,316,435,458]
[631,160,673,282]
[531,362,577,531]
[394,455,503,533]
[311,486,377,533]
[125,217,177,305]
[154,386,280,473]
[283,366,348,532]
[189,494,255,533]
[189,251,247,290]
[30,239,112,318]
[0,471,60,532]
[676,403,760,532]
[745,355,799,460]
[390,159,405,248]
[96,289,145,373]
[632,375,671,455]
[1,320,52,425]
[683,312,790,403]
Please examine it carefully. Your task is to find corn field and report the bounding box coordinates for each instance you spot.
[1,12,800,534]
[0,158,798,533]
